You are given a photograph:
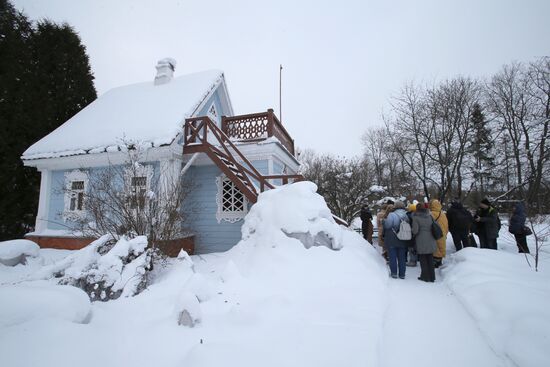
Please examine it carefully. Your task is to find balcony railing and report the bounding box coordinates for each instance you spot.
[221,109,295,155]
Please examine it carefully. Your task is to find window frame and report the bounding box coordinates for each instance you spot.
[63,169,88,219]
[216,175,248,223]
[124,164,153,211]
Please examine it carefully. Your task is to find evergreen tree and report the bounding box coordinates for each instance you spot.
[0,0,36,240]
[0,1,96,240]
[468,103,495,195]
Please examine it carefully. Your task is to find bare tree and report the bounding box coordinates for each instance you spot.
[384,82,433,199]
[65,143,194,246]
[300,152,376,224]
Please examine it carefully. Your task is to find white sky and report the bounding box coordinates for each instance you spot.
[12,0,550,158]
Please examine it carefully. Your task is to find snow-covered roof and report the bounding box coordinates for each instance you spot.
[22,70,224,160]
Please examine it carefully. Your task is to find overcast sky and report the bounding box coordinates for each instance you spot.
[12,0,550,158]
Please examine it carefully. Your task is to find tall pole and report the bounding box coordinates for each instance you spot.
[279,64,283,123]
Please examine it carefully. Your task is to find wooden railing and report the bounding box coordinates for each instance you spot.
[262,174,304,185]
[184,116,274,202]
[221,109,295,155]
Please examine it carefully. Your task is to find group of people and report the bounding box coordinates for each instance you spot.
[360,197,530,282]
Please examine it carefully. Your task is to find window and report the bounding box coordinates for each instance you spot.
[124,164,153,210]
[64,170,88,218]
[70,181,85,211]
[130,176,147,209]
[216,175,247,223]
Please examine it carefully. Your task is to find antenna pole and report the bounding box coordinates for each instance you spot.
[279,64,283,123]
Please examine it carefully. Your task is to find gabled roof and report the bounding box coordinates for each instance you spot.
[22,70,226,160]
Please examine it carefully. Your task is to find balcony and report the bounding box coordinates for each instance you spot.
[221,109,295,156]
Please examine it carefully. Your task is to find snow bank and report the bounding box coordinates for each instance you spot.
[242,181,343,250]
[443,248,550,367]
[0,182,390,367]
[0,283,91,327]
[0,239,39,266]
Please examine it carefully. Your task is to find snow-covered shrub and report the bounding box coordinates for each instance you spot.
[0,239,40,266]
[36,235,162,301]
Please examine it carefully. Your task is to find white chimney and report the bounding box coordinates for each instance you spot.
[154,58,177,85]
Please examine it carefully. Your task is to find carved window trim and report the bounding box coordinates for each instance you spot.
[216,175,247,223]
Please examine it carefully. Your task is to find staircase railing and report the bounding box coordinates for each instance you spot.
[183,116,347,226]
[184,116,274,202]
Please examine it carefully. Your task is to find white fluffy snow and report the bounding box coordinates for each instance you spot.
[0,184,549,367]
[22,70,223,160]
[444,248,550,367]
[0,239,40,266]
[0,283,91,327]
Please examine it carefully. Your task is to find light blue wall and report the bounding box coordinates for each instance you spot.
[48,170,67,230]
[185,159,268,254]
[46,162,160,231]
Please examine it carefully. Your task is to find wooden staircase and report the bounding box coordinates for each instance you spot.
[182,115,347,226]
[183,116,302,203]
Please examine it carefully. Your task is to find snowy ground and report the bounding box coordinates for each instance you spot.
[1,185,549,367]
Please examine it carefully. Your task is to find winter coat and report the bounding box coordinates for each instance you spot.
[412,209,437,254]
[383,208,410,248]
[376,206,392,248]
[508,202,526,235]
[447,202,473,232]
[360,206,374,243]
[476,206,499,239]
[430,200,448,258]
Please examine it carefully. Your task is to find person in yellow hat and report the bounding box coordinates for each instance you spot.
[429,199,449,268]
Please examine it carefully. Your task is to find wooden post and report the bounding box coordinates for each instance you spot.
[267,109,274,137]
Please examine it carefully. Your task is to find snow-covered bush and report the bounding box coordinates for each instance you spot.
[0,239,40,266]
[35,235,161,301]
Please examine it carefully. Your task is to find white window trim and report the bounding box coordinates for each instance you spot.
[216,175,248,223]
[63,169,88,220]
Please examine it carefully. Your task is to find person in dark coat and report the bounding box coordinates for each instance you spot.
[411,203,437,282]
[508,202,530,253]
[474,198,499,250]
[447,199,473,251]
[360,204,374,244]
[383,201,410,279]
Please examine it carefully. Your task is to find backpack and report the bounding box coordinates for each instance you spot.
[431,217,443,240]
[394,216,412,241]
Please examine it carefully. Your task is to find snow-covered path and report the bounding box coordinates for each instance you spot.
[379,265,507,367]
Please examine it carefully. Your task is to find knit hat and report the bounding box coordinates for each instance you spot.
[481,198,491,206]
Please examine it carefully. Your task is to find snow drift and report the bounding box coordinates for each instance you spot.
[444,248,550,367]
[0,239,40,266]
[241,181,344,250]
[0,283,91,327]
